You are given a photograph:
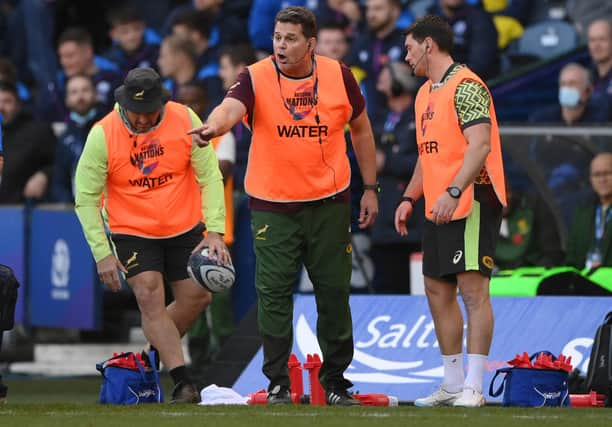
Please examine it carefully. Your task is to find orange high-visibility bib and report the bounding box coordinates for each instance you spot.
[415,67,506,220]
[100,101,202,237]
[244,55,353,202]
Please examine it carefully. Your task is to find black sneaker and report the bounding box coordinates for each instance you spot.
[267,385,292,405]
[170,381,201,404]
[326,389,361,406]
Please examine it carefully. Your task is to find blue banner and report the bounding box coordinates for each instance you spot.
[0,206,25,324]
[234,295,612,402]
[28,207,99,329]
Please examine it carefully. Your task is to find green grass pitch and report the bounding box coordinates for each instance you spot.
[1,376,611,427]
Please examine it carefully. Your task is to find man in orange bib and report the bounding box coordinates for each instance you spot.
[188,7,379,405]
[394,15,507,408]
[74,68,228,403]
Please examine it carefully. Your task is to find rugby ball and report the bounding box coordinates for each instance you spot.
[187,247,235,293]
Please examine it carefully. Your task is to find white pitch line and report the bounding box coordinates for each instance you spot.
[43,411,89,417]
[513,415,561,420]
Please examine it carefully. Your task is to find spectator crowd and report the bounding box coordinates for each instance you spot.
[1,0,612,297]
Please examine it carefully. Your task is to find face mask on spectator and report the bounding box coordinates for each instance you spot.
[558,86,581,108]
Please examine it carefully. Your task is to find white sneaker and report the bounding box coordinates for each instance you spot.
[414,386,462,407]
[453,387,486,407]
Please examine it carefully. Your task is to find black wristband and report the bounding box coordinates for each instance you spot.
[400,196,415,206]
[363,183,380,192]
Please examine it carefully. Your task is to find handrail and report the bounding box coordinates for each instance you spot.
[489,45,588,88]
[500,126,612,137]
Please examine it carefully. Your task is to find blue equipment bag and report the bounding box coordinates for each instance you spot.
[96,351,163,404]
[489,351,570,407]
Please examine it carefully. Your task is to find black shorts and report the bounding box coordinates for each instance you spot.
[422,184,502,282]
[111,223,205,281]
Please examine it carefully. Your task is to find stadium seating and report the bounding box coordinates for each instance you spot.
[506,20,579,67]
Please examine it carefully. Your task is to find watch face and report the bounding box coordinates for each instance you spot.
[448,187,461,198]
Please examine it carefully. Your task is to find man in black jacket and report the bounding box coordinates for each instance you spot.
[370,61,424,293]
[0,81,56,204]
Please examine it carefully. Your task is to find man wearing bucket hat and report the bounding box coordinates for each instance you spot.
[74,67,228,403]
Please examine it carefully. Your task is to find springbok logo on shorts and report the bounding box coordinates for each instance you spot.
[255,224,269,240]
[482,255,494,269]
[452,250,463,264]
[126,252,139,270]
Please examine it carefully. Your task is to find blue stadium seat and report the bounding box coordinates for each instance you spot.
[511,20,578,61]
[409,0,434,19]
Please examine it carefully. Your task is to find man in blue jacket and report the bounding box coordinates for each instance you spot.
[50,75,103,203]
[103,5,160,78]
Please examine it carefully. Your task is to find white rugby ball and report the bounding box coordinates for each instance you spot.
[187,247,235,293]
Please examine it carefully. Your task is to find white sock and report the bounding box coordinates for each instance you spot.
[464,353,488,393]
[442,353,464,393]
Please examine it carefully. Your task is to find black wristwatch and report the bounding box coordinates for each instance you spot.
[363,182,381,193]
[400,196,415,206]
[446,186,462,199]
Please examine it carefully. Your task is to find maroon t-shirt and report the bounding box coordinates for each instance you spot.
[227,58,366,212]
[227,58,365,125]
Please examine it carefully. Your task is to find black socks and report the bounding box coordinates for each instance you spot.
[169,365,190,385]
